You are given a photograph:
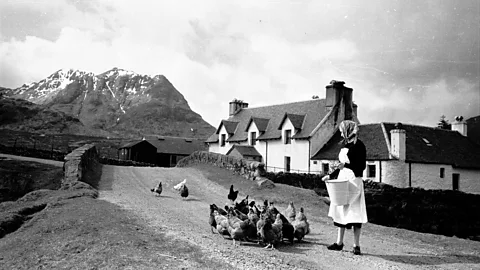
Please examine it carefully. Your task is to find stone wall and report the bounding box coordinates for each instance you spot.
[176,151,275,188]
[62,144,101,189]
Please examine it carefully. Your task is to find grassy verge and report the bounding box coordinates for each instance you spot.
[0,157,63,202]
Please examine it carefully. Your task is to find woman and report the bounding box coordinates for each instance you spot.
[322,120,367,255]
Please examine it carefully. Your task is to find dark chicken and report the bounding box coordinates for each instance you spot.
[228,184,239,203]
[150,182,162,196]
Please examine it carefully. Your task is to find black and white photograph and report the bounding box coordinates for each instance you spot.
[1,0,479,269]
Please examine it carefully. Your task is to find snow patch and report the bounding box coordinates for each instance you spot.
[106,83,115,98]
[120,105,125,114]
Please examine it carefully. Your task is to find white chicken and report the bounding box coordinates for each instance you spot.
[173,179,187,191]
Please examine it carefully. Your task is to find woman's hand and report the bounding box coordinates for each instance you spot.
[322,175,330,181]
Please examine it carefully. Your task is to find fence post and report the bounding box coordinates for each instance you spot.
[51,135,54,159]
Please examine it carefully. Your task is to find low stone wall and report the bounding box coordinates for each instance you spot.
[176,151,275,188]
[62,144,101,189]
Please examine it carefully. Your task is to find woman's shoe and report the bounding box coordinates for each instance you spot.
[352,246,361,255]
[327,243,344,251]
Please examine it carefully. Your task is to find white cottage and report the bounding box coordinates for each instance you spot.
[312,121,480,194]
[206,80,359,173]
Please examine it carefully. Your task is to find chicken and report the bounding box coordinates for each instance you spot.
[211,204,227,216]
[234,195,249,214]
[244,208,260,241]
[179,184,189,200]
[209,204,217,233]
[259,214,283,250]
[150,182,162,196]
[284,201,296,223]
[271,206,295,244]
[173,179,187,191]
[228,184,239,203]
[214,212,230,238]
[292,207,310,242]
[227,208,248,246]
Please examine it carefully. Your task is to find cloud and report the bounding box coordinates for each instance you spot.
[0,0,479,127]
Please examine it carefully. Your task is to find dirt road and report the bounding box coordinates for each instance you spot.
[96,164,480,270]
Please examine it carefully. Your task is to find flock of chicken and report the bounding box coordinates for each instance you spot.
[209,185,310,250]
[150,180,310,250]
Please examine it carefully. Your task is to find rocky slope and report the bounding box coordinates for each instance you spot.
[1,68,214,139]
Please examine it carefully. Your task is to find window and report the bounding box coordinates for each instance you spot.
[285,156,291,172]
[422,138,432,146]
[313,161,317,165]
[440,168,445,178]
[220,134,226,147]
[250,132,256,146]
[452,173,459,191]
[284,129,292,144]
[322,163,329,173]
[367,164,376,178]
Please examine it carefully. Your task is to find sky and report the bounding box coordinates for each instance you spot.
[0,0,479,127]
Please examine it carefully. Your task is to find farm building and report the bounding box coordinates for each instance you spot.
[118,136,207,167]
[226,145,262,162]
[312,121,480,194]
[118,140,157,164]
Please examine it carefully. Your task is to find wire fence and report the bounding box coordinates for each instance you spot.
[265,165,323,175]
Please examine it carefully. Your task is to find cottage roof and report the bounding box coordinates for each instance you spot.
[206,99,327,143]
[145,137,206,155]
[311,123,390,160]
[312,122,480,169]
[226,145,262,157]
[384,123,480,169]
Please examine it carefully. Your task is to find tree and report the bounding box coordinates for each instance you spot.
[437,115,451,130]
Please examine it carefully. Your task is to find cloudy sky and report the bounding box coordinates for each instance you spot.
[1,0,479,127]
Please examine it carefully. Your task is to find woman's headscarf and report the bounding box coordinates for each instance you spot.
[339,120,359,144]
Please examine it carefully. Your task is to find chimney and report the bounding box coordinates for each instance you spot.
[451,116,467,136]
[390,123,406,161]
[229,99,248,116]
[325,80,354,120]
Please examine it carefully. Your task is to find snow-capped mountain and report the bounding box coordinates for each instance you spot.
[1,68,214,138]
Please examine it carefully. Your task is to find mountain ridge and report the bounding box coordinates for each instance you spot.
[1,68,215,139]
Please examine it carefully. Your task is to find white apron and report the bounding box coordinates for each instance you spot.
[328,168,368,225]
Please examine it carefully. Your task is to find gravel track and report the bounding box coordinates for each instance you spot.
[97,164,480,270]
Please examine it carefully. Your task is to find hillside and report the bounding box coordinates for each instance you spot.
[1,68,215,139]
[0,98,108,136]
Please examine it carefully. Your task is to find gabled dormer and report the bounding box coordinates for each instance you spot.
[216,120,239,136]
[245,117,270,145]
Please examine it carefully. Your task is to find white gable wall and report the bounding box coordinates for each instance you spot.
[265,119,310,173]
[411,163,480,194]
[216,125,233,155]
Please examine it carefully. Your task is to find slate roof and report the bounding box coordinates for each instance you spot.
[312,122,480,169]
[206,99,328,143]
[226,145,262,157]
[311,123,390,160]
[147,137,206,155]
[119,140,155,149]
[383,123,480,169]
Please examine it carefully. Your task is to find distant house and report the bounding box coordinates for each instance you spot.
[226,145,262,162]
[312,121,480,194]
[206,80,359,173]
[119,137,207,167]
[466,115,480,146]
[119,140,157,164]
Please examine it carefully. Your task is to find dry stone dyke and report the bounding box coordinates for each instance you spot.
[176,151,275,188]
